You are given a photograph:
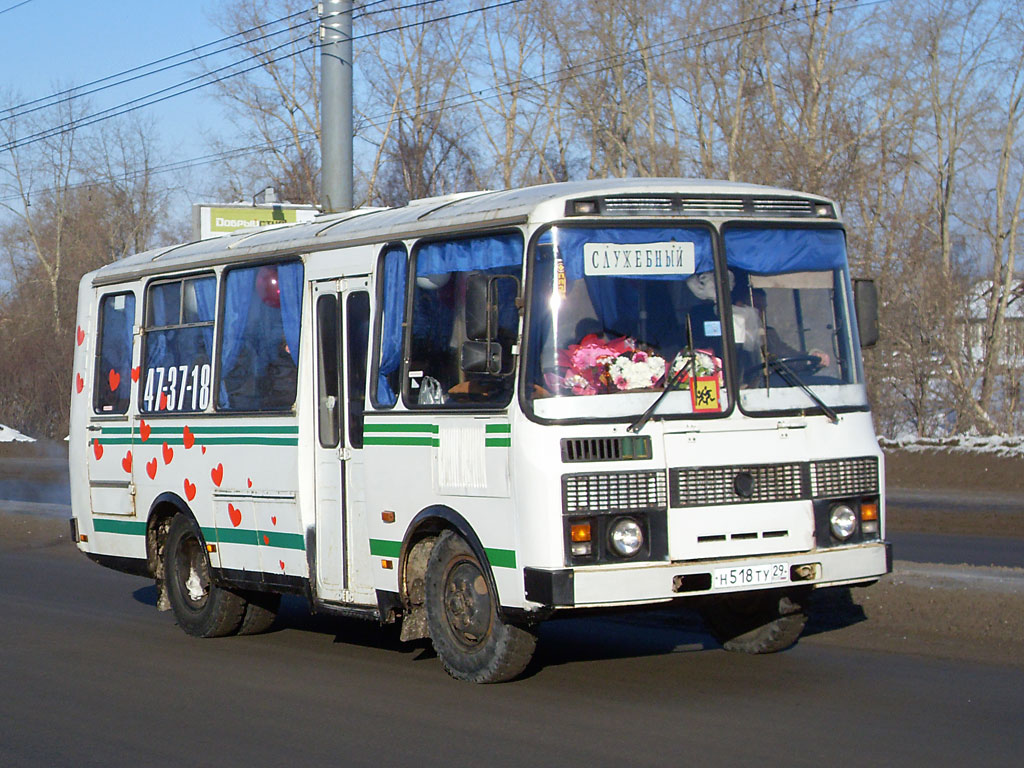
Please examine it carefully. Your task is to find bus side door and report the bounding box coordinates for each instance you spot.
[86,290,139,520]
[312,279,374,604]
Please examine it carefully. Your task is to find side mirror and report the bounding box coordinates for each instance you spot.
[853,278,879,348]
[460,340,503,375]
[464,274,492,341]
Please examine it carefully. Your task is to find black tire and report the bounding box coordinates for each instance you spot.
[237,591,281,635]
[700,588,809,654]
[164,514,246,638]
[424,530,536,683]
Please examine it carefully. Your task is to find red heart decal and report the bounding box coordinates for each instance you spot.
[263,534,269,546]
[92,438,103,460]
[247,478,253,488]
[121,450,132,474]
[279,560,285,571]
[139,420,151,442]
[162,442,173,465]
[108,369,120,392]
[76,326,85,346]
[228,503,242,527]
[158,392,168,411]
[201,445,207,454]
[75,373,84,393]
[131,366,140,383]
[211,463,224,487]
[146,457,157,479]
[183,478,196,501]
[271,516,277,526]
[183,425,195,449]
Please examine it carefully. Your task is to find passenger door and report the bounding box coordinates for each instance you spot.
[86,290,138,519]
[312,278,373,603]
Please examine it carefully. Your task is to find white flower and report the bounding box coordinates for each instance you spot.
[609,354,666,391]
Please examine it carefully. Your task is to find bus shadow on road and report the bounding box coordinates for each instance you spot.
[130,584,869,672]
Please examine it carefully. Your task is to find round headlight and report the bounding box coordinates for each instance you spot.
[608,517,644,557]
[829,504,858,540]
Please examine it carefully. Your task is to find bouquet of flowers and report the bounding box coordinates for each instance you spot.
[667,348,723,386]
[550,334,666,396]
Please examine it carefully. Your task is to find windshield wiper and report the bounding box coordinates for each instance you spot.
[765,355,839,424]
[629,317,698,434]
[627,357,690,433]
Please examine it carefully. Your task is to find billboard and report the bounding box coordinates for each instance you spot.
[192,203,319,240]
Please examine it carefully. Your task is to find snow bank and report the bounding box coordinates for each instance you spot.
[0,424,34,443]
[880,434,1024,458]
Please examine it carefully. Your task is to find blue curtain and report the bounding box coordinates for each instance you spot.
[146,285,174,372]
[416,233,523,276]
[724,228,846,273]
[194,277,216,322]
[278,261,303,365]
[550,228,713,333]
[376,246,407,407]
[218,268,258,407]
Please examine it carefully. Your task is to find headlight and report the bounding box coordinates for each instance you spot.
[608,517,644,557]
[829,504,858,540]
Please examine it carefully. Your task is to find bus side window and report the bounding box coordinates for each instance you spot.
[346,292,370,448]
[372,245,407,408]
[217,261,304,412]
[94,292,136,414]
[406,233,523,408]
[316,294,341,448]
[141,276,215,413]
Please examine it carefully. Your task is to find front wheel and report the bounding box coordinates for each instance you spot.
[164,514,246,638]
[424,530,536,683]
[700,588,810,654]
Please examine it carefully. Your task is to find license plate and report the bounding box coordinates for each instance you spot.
[713,562,790,589]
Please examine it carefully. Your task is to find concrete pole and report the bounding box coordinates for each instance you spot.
[320,0,353,212]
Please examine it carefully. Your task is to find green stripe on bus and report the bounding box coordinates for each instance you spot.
[363,423,438,433]
[203,527,305,550]
[484,548,517,569]
[485,438,511,447]
[363,436,436,447]
[369,538,402,557]
[369,539,516,569]
[93,518,146,536]
[485,423,511,434]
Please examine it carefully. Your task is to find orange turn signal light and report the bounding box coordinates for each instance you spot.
[570,522,592,543]
[860,502,879,522]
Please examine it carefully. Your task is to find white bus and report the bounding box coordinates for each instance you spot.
[69,178,889,682]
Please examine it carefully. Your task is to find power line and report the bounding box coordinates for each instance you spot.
[0,0,522,154]
[2,0,885,196]
[0,0,35,17]
[354,0,882,133]
[1,6,317,122]
[0,33,318,153]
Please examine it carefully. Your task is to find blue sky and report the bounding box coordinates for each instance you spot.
[1,0,239,184]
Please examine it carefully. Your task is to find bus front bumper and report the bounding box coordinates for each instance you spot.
[523,541,891,609]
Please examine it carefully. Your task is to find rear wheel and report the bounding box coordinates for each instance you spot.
[700,588,809,654]
[164,514,246,638]
[424,530,536,683]
[237,591,281,635]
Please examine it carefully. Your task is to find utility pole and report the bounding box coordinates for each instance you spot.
[320,0,353,212]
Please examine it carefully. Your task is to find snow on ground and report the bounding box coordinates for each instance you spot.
[880,433,1024,458]
[0,424,34,443]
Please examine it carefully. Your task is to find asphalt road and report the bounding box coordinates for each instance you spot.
[4,466,1018,566]
[1,538,1022,768]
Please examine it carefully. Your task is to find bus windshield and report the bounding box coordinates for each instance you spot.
[724,227,866,414]
[524,224,866,421]
[525,225,731,421]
